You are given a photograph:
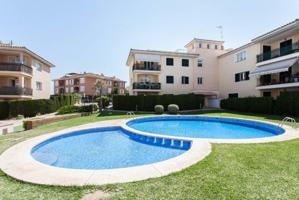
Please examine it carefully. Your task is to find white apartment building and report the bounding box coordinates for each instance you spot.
[127,19,299,103]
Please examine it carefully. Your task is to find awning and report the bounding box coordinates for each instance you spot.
[250,57,299,76]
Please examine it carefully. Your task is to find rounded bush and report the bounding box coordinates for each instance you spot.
[167,104,179,114]
[154,105,164,114]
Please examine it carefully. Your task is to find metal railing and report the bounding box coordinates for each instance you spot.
[0,63,33,75]
[0,86,33,96]
[279,117,297,129]
[257,42,299,63]
[133,82,161,90]
[258,75,299,87]
[133,63,161,71]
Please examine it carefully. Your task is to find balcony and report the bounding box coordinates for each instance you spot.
[133,63,161,71]
[133,82,161,90]
[0,63,33,75]
[257,42,299,63]
[257,74,299,90]
[0,86,33,96]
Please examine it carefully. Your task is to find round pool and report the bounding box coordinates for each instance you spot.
[126,116,285,139]
[31,127,188,169]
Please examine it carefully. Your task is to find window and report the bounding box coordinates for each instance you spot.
[197,77,203,85]
[263,91,271,97]
[181,76,189,84]
[10,79,16,87]
[166,76,174,84]
[8,56,20,63]
[33,61,42,71]
[215,45,218,49]
[36,82,42,90]
[182,59,189,67]
[199,43,202,48]
[166,58,174,66]
[236,51,247,62]
[207,44,210,49]
[197,59,203,67]
[221,45,224,50]
[228,93,238,98]
[235,71,250,82]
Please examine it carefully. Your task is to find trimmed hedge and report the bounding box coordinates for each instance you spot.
[275,91,299,116]
[113,94,204,111]
[154,105,164,114]
[0,94,78,120]
[168,104,179,114]
[0,101,9,120]
[221,92,299,116]
[57,104,98,115]
[220,97,274,114]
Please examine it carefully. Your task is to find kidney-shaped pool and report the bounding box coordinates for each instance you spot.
[126,116,285,139]
[31,127,189,170]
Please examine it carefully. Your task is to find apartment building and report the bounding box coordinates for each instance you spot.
[0,42,55,100]
[127,19,299,102]
[53,72,126,97]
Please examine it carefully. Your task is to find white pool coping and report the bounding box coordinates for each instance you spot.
[0,115,298,186]
[123,115,299,144]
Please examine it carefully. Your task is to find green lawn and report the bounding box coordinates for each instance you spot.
[1,111,299,200]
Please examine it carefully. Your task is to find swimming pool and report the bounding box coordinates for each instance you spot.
[127,116,285,139]
[31,127,189,169]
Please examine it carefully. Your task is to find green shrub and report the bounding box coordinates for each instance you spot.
[220,97,273,114]
[154,105,164,114]
[78,104,98,113]
[96,96,110,108]
[57,104,98,115]
[0,101,9,120]
[57,105,79,115]
[168,104,179,114]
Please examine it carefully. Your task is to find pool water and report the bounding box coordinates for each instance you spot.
[127,116,285,139]
[31,127,186,169]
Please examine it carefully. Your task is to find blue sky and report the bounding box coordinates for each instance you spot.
[1,0,299,85]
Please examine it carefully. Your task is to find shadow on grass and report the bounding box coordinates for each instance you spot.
[97,110,152,117]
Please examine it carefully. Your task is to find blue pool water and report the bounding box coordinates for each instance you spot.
[127,116,285,139]
[31,127,187,169]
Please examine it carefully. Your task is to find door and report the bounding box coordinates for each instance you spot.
[263,45,271,61]
[280,39,292,56]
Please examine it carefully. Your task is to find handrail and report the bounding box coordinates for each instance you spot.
[126,111,135,118]
[133,82,161,90]
[279,117,297,129]
[256,42,299,63]
[0,62,33,75]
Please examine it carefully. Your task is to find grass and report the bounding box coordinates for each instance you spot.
[1,110,299,199]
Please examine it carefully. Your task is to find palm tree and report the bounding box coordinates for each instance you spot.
[94,79,105,111]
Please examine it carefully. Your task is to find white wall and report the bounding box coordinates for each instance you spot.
[218,43,261,98]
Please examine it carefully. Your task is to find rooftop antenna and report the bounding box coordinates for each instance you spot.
[216,25,223,40]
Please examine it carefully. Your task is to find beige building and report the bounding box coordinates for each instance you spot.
[127,19,299,104]
[53,72,126,98]
[0,42,55,100]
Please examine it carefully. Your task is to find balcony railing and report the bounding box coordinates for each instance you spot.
[0,63,33,75]
[257,42,299,63]
[133,82,161,90]
[133,64,161,71]
[0,86,33,96]
[258,75,299,87]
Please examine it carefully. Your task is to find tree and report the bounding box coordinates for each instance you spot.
[112,87,119,95]
[94,79,105,111]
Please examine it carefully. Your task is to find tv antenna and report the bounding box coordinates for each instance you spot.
[216,25,223,40]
